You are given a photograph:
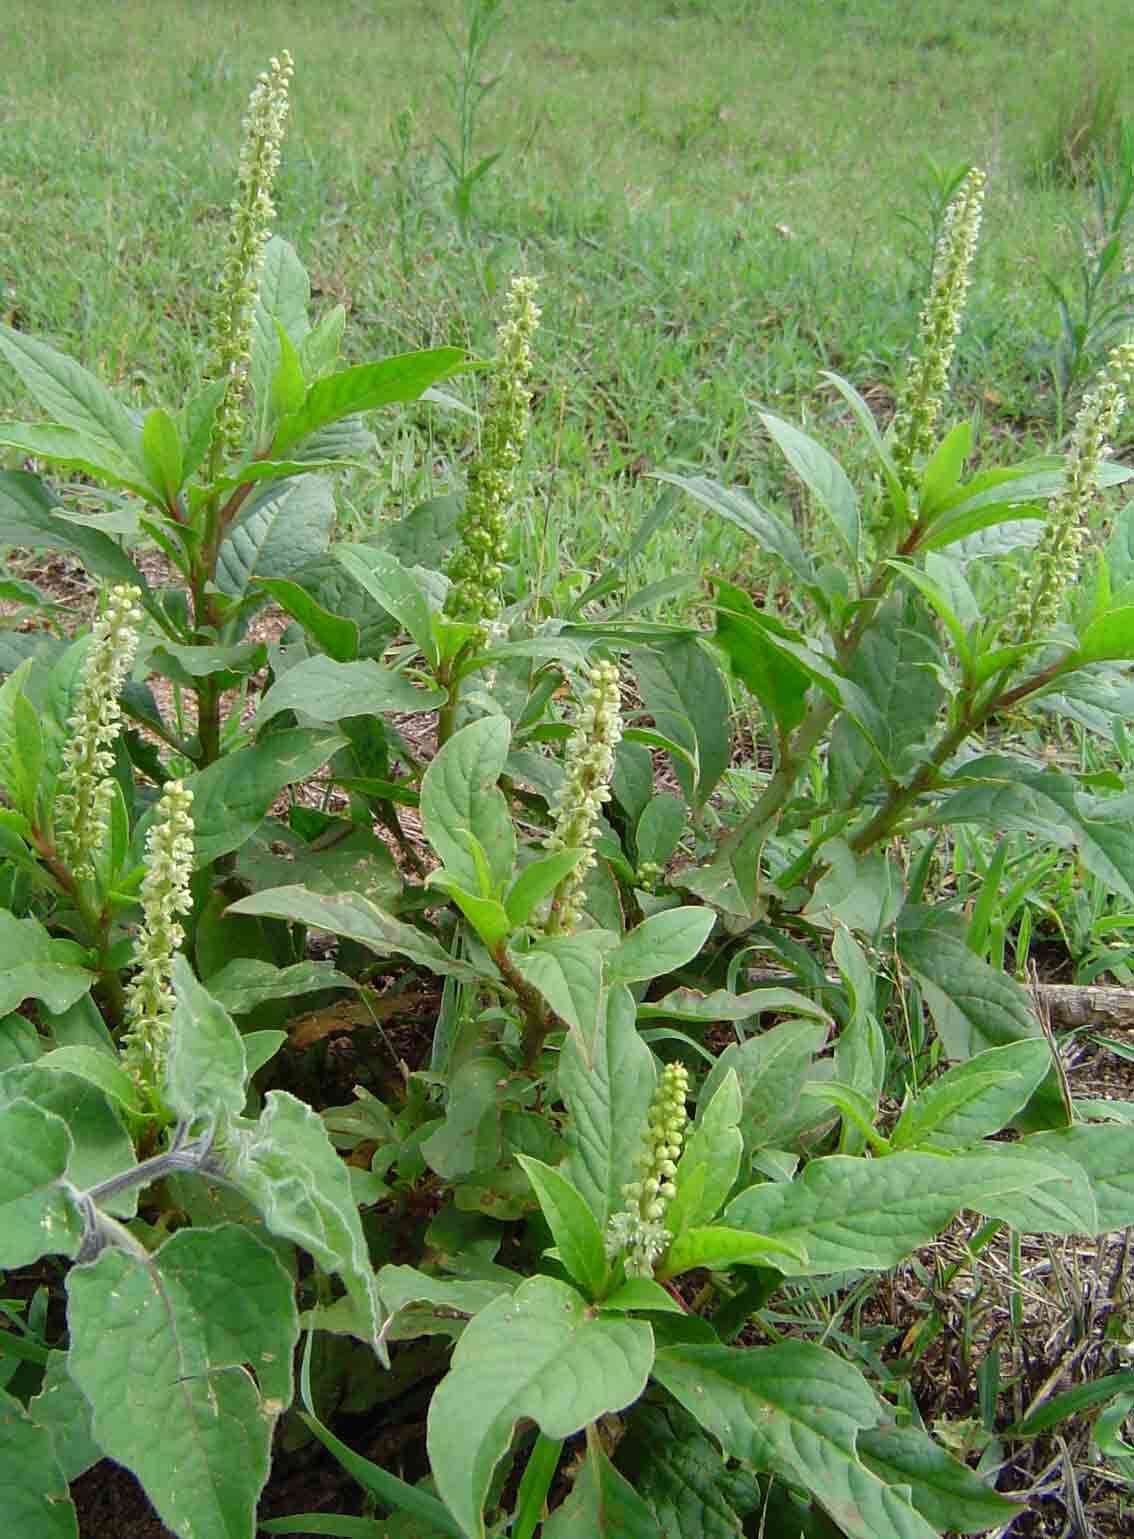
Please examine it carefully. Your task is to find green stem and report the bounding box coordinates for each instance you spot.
[493,943,560,1069]
[511,1433,564,1539]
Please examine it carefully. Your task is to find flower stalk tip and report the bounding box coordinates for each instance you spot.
[606,1061,690,1277]
[892,166,987,483]
[444,274,541,631]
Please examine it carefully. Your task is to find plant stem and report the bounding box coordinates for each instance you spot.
[493,943,562,1068]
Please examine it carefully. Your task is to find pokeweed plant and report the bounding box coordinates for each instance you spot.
[3,73,1134,1539]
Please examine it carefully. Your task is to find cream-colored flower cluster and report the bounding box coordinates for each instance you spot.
[544,659,622,933]
[892,167,987,484]
[1012,339,1134,640]
[605,1061,690,1277]
[210,51,294,465]
[122,781,195,1099]
[54,584,144,883]
[444,275,541,630]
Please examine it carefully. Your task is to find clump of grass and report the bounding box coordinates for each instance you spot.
[1030,50,1125,187]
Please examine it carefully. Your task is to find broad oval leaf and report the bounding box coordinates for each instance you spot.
[605,907,715,987]
[420,717,515,896]
[426,1275,654,1539]
[0,1387,78,1539]
[255,655,445,726]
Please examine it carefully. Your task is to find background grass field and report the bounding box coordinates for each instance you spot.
[4,0,1134,587]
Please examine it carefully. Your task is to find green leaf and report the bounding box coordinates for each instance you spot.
[1075,605,1134,663]
[181,728,344,864]
[0,912,92,1016]
[141,407,183,504]
[0,1387,78,1539]
[28,1350,102,1482]
[252,576,359,661]
[1020,1123,1134,1232]
[256,655,445,726]
[31,1047,142,1116]
[236,825,401,909]
[1005,1370,1134,1437]
[67,1224,297,1539]
[165,956,247,1124]
[426,1276,654,1539]
[605,907,715,987]
[660,1225,806,1279]
[0,323,145,475]
[918,420,973,518]
[890,1039,1053,1150]
[252,237,312,435]
[229,1090,385,1349]
[637,985,827,1027]
[652,1341,940,1539]
[297,1410,461,1537]
[503,849,586,928]
[334,545,440,669]
[205,958,358,1016]
[517,1155,608,1297]
[599,1278,685,1314]
[420,717,515,895]
[148,639,267,691]
[725,1149,1086,1274]
[760,409,860,563]
[635,793,685,870]
[559,985,656,1225]
[299,304,347,381]
[215,474,335,597]
[804,839,903,936]
[0,421,158,501]
[269,321,307,422]
[896,908,1064,1127]
[698,1018,829,1155]
[228,885,482,981]
[667,1070,743,1236]
[421,1057,506,1180]
[0,1099,83,1266]
[0,471,150,596]
[634,637,731,808]
[376,1265,509,1338]
[273,348,470,456]
[507,933,609,1041]
[616,1399,760,1539]
[543,1440,662,1538]
[656,472,817,589]
[428,871,512,950]
[0,1066,136,1218]
[858,1422,1026,1533]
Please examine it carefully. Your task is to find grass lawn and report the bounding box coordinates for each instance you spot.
[4,0,1134,590]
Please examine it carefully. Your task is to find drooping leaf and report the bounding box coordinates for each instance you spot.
[0,471,150,596]
[655,472,818,589]
[652,1341,940,1539]
[659,1225,806,1279]
[255,655,445,726]
[858,1422,1026,1533]
[0,1386,78,1539]
[205,958,359,1017]
[725,1148,1087,1274]
[252,576,359,661]
[180,729,344,865]
[227,885,482,981]
[1020,1123,1134,1233]
[615,1400,760,1539]
[334,545,439,669]
[67,1224,298,1539]
[559,985,656,1225]
[229,1091,385,1350]
[605,907,715,987]
[426,1276,654,1539]
[421,1058,506,1181]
